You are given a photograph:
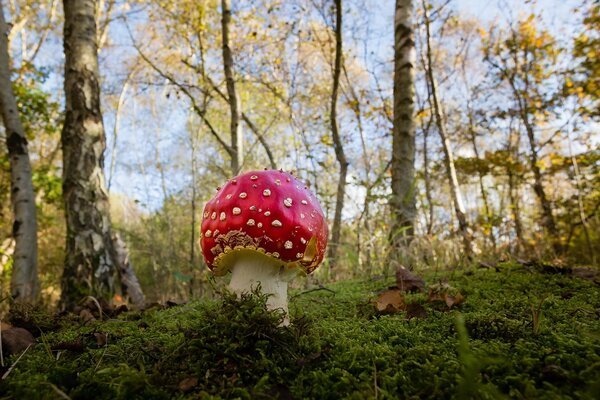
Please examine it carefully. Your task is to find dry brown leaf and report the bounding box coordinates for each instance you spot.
[94,332,108,347]
[444,293,465,308]
[572,267,600,284]
[0,322,12,331]
[79,309,96,323]
[427,283,465,309]
[375,289,406,314]
[0,327,35,356]
[396,266,425,293]
[178,377,198,393]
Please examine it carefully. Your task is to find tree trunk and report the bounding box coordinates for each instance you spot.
[326,0,349,271]
[420,109,434,235]
[422,1,472,255]
[467,111,496,251]
[111,233,145,308]
[221,0,242,175]
[522,113,560,252]
[0,4,39,303]
[506,128,524,252]
[390,0,417,267]
[60,0,117,309]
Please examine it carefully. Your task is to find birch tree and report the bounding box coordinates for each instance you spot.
[0,2,38,303]
[390,0,417,260]
[421,0,473,255]
[60,0,118,308]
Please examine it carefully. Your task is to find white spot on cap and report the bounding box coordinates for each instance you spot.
[275,179,281,186]
[233,207,241,215]
[226,194,232,199]
[250,205,257,211]
[264,211,271,216]
[301,200,308,205]
[214,229,220,236]
[272,220,282,227]
[247,219,256,226]
[300,238,307,244]
[251,175,258,180]
[231,179,237,184]
[220,212,226,221]
[252,184,257,188]
[257,222,263,228]
[284,198,293,207]
[300,213,305,219]
[239,192,247,199]
[203,212,209,218]
[284,240,293,249]
[272,252,280,258]
[263,189,271,197]
[296,252,303,258]
[205,230,212,238]
[211,212,217,220]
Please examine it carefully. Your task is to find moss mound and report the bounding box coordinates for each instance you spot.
[1,264,599,399]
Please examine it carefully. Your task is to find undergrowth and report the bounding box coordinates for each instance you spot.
[0,263,599,399]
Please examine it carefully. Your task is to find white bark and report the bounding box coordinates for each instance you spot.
[390,0,417,250]
[0,3,39,303]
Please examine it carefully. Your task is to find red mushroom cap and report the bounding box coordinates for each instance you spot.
[200,170,328,275]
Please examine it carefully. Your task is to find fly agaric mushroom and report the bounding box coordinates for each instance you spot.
[200,170,328,324]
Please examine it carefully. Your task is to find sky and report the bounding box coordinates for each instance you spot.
[6,0,591,217]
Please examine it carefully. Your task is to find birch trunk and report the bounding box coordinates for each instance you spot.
[111,233,145,308]
[60,0,117,309]
[390,0,417,258]
[221,0,242,175]
[326,0,349,270]
[0,4,38,303]
[423,1,472,255]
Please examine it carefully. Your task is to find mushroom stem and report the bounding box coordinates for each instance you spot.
[228,253,298,325]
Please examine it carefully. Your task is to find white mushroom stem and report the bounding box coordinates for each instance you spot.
[228,253,299,325]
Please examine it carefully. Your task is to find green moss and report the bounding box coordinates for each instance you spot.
[1,265,599,399]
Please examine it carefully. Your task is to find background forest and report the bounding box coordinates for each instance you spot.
[0,0,599,307]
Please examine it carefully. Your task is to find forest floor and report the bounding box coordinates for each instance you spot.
[0,262,599,399]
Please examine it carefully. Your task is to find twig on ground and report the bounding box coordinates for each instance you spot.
[1,344,31,380]
[48,382,72,400]
[291,285,336,300]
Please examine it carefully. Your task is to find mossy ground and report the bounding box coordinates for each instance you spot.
[1,263,599,399]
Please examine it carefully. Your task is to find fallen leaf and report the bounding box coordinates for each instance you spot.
[178,377,198,393]
[444,293,465,308]
[79,309,96,323]
[94,332,108,347]
[396,266,425,293]
[478,261,500,272]
[427,282,465,309]
[405,303,428,319]
[375,289,405,313]
[572,267,599,284]
[0,327,35,356]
